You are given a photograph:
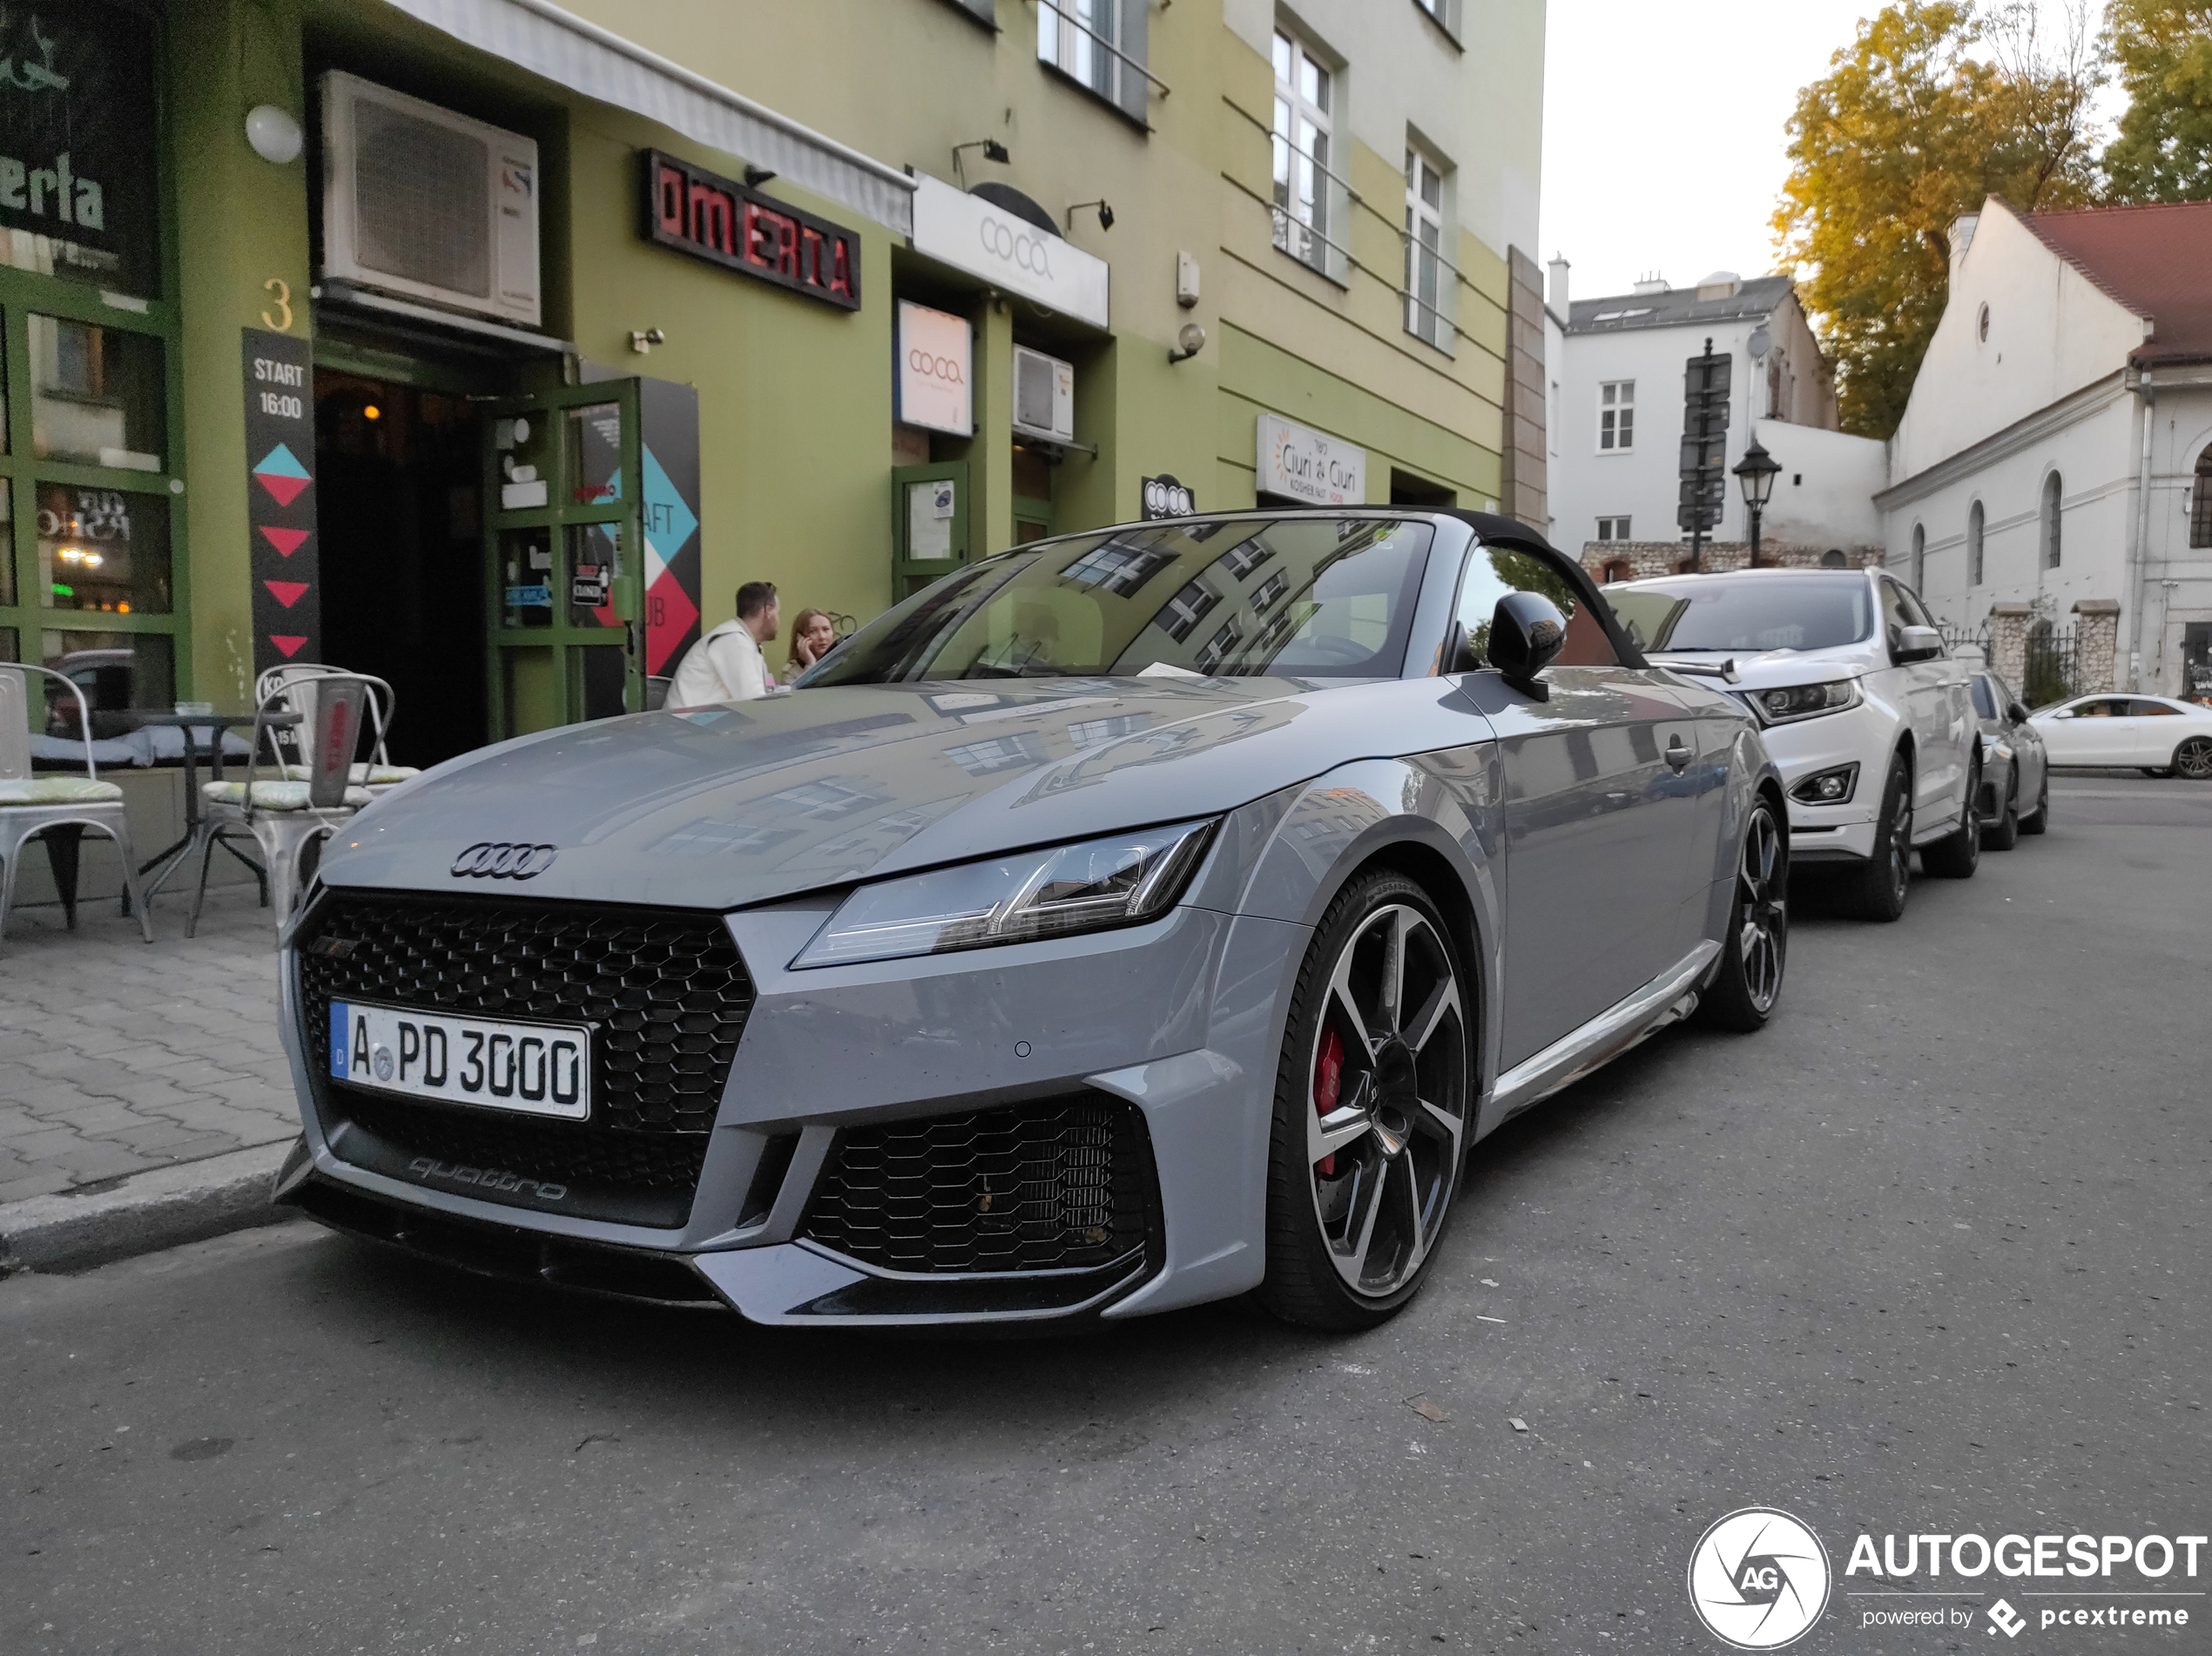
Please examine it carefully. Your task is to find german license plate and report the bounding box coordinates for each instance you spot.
[327,1001,590,1121]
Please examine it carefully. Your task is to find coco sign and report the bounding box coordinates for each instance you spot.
[642,149,860,310]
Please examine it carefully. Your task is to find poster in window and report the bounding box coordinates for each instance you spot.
[0,1,161,296]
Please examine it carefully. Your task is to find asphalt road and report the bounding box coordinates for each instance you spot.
[4,774,2207,1656]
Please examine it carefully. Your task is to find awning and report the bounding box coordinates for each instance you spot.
[380,0,917,234]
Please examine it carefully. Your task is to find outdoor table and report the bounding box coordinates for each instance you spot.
[122,710,300,908]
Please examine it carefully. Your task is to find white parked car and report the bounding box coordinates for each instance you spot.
[2029,693,2212,779]
[1603,567,1980,920]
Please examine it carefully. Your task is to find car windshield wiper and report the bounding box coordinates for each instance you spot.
[1648,653,1739,683]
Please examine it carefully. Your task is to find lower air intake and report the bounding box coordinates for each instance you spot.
[801,1093,1154,1275]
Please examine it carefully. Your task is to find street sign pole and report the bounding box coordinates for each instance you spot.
[1679,337,1730,572]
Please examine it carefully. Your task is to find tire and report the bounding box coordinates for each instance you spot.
[2018,766,2049,835]
[1984,767,2020,851]
[1697,795,1787,1032]
[2174,736,2212,781]
[1257,870,1472,1331]
[1841,753,1913,922]
[1922,757,1981,879]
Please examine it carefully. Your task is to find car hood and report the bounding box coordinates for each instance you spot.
[1650,642,1882,691]
[321,677,1399,910]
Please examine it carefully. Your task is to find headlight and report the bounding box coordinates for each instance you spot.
[792,819,1218,969]
[1790,762,1860,805]
[1752,679,1861,725]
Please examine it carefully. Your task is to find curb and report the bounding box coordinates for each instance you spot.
[0,1140,301,1276]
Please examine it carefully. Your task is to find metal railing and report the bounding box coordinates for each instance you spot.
[1033,0,1172,97]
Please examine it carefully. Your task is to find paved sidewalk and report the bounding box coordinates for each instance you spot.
[0,888,299,1205]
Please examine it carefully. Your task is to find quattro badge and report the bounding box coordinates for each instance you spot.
[450,842,558,879]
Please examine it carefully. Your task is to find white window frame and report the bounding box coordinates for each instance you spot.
[1271,28,1339,280]
[1404,145,1451,353]
[1412,0,1462,38]
[1596,516,1632,542]
[1036,0,1153,123]
[1598,381,1635,452]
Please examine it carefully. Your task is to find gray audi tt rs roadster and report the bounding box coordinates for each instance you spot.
[275,510,1789,1330]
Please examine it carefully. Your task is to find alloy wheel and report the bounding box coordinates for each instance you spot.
[2176,737,2212,781]
[1885,781,1913,901]
[1737,805,1786,1013]
[1305,904,1467,1299]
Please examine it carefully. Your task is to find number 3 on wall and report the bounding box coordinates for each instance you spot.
[262,277,293,332]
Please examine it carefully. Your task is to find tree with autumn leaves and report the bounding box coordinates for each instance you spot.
[1774,0,2209,439]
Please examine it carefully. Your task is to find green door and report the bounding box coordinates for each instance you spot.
[482,382,645,739]
[891,461,970,602]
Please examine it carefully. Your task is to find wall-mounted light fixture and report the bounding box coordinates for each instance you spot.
[629,328,666,355]
[245,105,303,166]
[1169,321,1206,365]
[1066,199,1114,233]
[744,166,776,188]
[951,138,1011,187]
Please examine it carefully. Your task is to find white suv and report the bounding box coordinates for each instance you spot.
[1602,567,1980,919]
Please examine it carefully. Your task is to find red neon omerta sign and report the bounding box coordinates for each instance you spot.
[644,150,860,311]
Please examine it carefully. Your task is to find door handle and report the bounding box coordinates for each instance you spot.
[1665,734,1692,772]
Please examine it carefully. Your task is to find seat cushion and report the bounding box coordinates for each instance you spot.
[0,774,125,805]
[202,779,371,812]
[349,763,421,785]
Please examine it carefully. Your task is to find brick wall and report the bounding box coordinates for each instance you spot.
[1581,540,1885,583]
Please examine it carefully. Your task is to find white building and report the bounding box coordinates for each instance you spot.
[1876,197,2212,699]
[1545,262,1885,578]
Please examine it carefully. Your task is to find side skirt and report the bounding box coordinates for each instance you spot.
[1481,940,1722,1132]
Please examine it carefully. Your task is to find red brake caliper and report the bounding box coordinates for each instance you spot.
[1313,1024,1345,1176]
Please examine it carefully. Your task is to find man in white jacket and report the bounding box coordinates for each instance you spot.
[668,581,780,706]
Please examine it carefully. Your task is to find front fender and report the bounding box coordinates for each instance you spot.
[1223,752,1507,1118]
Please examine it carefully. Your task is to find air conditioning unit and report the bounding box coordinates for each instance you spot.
[320,71,542,328]
[1012,345,1076,444]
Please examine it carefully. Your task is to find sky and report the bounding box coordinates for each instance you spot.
[1538,0,1887,306]
[1539,0,2133,308]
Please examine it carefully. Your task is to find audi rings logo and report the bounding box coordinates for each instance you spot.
[978,214,1055,279]
[450,842,558,880]
[1688,1508,1831,1649]
[907,347,965,386]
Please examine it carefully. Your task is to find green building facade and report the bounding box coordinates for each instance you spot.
[10,0,1545,762]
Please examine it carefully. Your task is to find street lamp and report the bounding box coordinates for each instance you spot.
[1734,437,1781,568]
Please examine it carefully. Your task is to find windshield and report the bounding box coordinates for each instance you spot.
[1601,574,1875,653]
[803,517,1435,685]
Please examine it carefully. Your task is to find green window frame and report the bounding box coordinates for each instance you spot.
[0,6,185,708]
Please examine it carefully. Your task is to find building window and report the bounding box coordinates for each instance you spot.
[2040,472,2063,570]
[1819,549,1847,569]
[1600,558,1633,585]
[1403,147,1450,351]
[1977,302,1990,344]
[1910,523,1925,590]
[1599,381,1634,451]
[1271,30,1335,276]
[1038,0,1148,123]
[1412,0,1461,41]
[1596,516,1631,542]
[2192,446,2212,550]
[0,0,181,720]
[1967,499,1985,584]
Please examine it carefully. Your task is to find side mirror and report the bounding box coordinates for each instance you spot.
[1895,625,1944,663]
[2007,700,2031,725]
[1488,591,1567,699]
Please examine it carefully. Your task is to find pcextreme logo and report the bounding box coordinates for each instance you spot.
[1689,1508,1833,1649]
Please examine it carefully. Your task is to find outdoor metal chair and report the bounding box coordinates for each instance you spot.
[253,664,421,789]
[0,665,155,947]
[190,674,375,937]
